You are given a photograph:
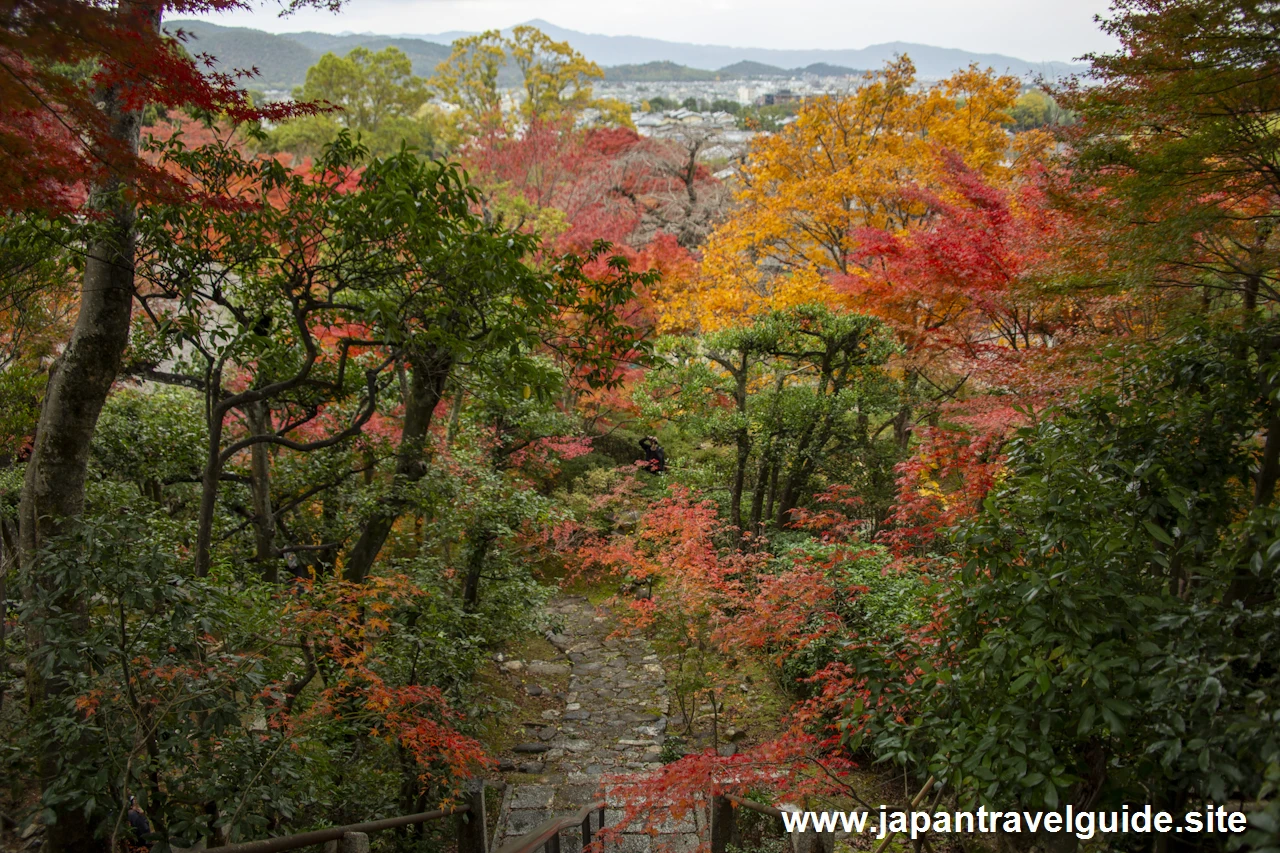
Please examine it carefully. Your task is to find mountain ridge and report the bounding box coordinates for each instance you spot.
[167,17,1089,91]
[408,18,1088,79]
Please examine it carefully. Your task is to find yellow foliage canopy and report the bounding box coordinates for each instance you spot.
[430,26,627,132]
[667,58,1027,334]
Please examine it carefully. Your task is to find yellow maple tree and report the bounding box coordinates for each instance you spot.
[507,25,603,122]
[664,58,1026,333]
[430,30,508,131]
[431,26,629,131]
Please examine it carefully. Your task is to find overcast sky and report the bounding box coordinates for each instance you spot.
[196,0,1119,62]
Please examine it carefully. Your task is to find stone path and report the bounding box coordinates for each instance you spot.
[492,595,700,853]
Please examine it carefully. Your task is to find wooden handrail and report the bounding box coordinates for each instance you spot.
[494,801,607,853]
[723,794,785,819]
[214,804,469,853]
[870,776,936,853]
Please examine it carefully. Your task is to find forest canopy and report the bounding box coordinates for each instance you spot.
[0,1,1277,852]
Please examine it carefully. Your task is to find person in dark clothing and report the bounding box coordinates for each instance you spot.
[638,436,666,474]
[127,795,153,850]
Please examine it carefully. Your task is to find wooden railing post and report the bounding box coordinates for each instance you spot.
[341,833,369,853]
[322,833,369,853]
[710,795,737,853]
[871,776,936,853]
[458,780,488,853]
[779,805,832,853]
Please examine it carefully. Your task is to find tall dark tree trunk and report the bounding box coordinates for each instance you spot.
[748,375,785,537]
[764,460,780,524]
[730,432,750,532]
[343,348,453,583]
[17,5,157,846]
[1226,332,1280,606]
[748,455,770,535]
[194,378,225,578]
[445,380,465,447]
[893,371,918,451]
[776,414,820,527]
[775,363,843,527]
[246,401,277,581]
[775,428,817,527]
[0,518,14,715]
[462,530,495,610]
[728,354,749,532]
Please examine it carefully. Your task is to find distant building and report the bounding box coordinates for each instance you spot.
[756,89,802,107]
[630,109,758,160]
[632,109,739,138]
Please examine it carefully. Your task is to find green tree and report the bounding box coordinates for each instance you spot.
[430,30,508,130]
[269,47,438,157]
[1066,0,1280,314]
[431,25,625,130]
[1065,0,1280,615]
[1007,89,1071,131]
[3,129,653,849]
[642,305,900,534]
[508,25,603,121]
[867,324,1280,848]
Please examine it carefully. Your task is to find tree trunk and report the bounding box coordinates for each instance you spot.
[462,529,495,610]
[748,456,770,535]
[18,5,156,846]
[194,393,225,578]
[776,420,816,527]
[729,355,749,533]
[764,460,780,524]
[894,371,918,451]
[776,364,842,526]
[730,431,750,532]
[246,401,277,582]
[0,518,14,715]
[343,347,453,583]
[446,381,465,447]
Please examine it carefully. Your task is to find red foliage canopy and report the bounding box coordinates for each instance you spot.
[0,0,332,213]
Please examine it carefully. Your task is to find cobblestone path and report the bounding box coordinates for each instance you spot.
[492,595,699,853]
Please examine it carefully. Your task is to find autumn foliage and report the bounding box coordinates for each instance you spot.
[5,1,1280,849]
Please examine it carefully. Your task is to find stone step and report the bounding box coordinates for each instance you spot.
[493,596,698,853]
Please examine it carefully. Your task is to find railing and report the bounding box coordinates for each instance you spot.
[711,792,833,853]
[711,777,936,853]
[206,773,928,853]
[212,783,487,853]
[494,801,607,853]
[711,793,793,853]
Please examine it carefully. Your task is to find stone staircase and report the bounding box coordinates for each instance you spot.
[492,596,700,853]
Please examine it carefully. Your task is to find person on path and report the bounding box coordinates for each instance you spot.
[126,795,153,851]
[638,436,666,474]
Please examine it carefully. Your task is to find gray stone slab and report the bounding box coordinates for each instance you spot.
[614,834,652,853]
[505,810,548,835]
[494,596,698,853]
[528,661,572,676]
[510,785,557,809]
[513,743,551,753]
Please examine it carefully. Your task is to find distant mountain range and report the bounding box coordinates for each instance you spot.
[602,60,863,83]
[166,17,1088,91]
[166,20,452,89]
[451,20,1087,80]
